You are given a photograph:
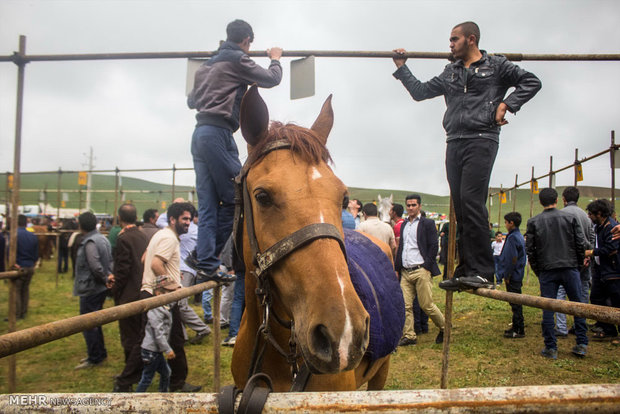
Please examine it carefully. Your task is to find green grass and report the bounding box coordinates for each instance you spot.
[1,260,619,393]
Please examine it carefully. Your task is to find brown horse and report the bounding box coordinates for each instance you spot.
[231,85,391,392]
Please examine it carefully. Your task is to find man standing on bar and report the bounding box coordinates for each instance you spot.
[392,21,541,290]
[187,19,282,283]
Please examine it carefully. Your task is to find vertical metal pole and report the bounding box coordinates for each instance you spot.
[56,168,61,221]
[611,131,616,212]
[55,234,60,287]
[112,168,119,227]
[549,156,554,188]
[530,167,535,220]
[512,174,518,212]
[8,34,27,394]
[78,188,83,212]
[497,185,503,233]
[171,164,177,202]
[213,285,221,392]
[441,197,456,389]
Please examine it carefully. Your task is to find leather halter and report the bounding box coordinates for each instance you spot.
[232,137,347,390]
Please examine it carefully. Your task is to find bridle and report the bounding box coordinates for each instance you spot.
[232,138,347,391]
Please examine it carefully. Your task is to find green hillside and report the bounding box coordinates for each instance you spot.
[1,172,616,233]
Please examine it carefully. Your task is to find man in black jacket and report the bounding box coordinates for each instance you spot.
[108,203,149,392]
[525,188,588,359]
[393,21,541,290]
[395,195,445,346]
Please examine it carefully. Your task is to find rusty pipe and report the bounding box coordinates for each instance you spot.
[467,287,620,325]
[0,270,22,280]
[0,281,217,358]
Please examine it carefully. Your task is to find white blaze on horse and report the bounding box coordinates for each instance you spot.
[231,85,403,393]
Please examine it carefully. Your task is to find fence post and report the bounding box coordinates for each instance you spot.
[512,174,518,212]
[56,168,61,222]
[172,163,176,202]
[8,33,28,394]
[113,167,119,226]
[497,185,503,232]
[549,156,554,188]
[213,285,221,392]
[574,148,579,187]
[611,130,616,212]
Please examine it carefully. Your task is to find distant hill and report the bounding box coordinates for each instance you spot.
[1,172,616,232]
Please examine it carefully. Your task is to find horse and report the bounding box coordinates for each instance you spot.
[377,194,393,223]
[231,85,403,394]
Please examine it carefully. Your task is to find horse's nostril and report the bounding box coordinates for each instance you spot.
[311,324,333,362]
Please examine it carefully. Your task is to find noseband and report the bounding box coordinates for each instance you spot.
[232,138,347,390]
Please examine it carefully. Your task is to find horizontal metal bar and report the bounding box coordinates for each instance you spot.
[467,287,620,325]
[1,50,620,63]
[0,281,217,358]
[0,384,618,412]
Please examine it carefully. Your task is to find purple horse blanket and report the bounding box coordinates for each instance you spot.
[344,229,405,361]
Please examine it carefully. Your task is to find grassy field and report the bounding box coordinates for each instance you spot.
[1,259,619,394]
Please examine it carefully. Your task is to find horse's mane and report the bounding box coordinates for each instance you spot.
[247,121,332,167]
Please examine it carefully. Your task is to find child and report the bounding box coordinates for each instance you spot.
[497,212,527,338]
[136,275,179,392]
[491,231,505,284]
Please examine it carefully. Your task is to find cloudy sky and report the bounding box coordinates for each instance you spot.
[1,0,619,196]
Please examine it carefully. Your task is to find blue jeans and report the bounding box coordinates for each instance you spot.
[136,349,171,392]
[539,268,588,350]
[191,125,242,273]
[493,255,501,283]
[228,271,245,338]
[555,268,591,334]
[202,288,213,320]
[79,290,108,363]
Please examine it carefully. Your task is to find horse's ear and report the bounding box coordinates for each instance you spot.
[240,84,269,147]
[311,94,334,145]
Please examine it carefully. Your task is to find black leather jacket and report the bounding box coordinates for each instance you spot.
[393,51,542,142]
[525,208,586,275]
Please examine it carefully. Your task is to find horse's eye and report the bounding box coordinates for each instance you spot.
[254,190,273,207]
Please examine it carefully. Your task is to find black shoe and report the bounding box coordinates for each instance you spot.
[220,321,230,329]
[398,337,417,347]
[435,330,444,344]
[184,250,200,271]
[113,382,132,392]
[568,327,576,335]
[196,269,237,284]
[171,382,202,392]
[438,278,461,291]
[188,330,210,345]
[204,317,214,324]
[457,275,494,289]
[504,329,525,339]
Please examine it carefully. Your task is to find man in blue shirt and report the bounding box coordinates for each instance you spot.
[497,212,526,338]
[341,196,356,230]
[14,214,39,320]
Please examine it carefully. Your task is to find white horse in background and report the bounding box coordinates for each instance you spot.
[377,194,393,223]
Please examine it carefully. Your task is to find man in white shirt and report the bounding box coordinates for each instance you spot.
[358,203,396,255]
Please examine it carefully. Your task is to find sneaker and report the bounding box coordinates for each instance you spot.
[457,275,494,289]
[74,358,105,370]
[398,337,417,347]
[571,344,587,357]
[220,321,230,329]
[503,329,525,339]
[435,330,444,344]
[171,382,202,393]
[540,347,558,359]
[196,268,237,284]
[222,336,237,347]
[188,330,210,345]
[438,278,461,291]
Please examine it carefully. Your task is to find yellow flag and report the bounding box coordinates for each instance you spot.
[7,174,13,189]
[531,180,539,194]
[61,200,66,208]
[575,164,584,182]
[78,171,88,186]
[500,192,507,204]
[161,201,167,209]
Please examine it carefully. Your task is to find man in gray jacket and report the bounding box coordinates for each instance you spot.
[393,21,541,290]
[73,211,113,369]
[187,19,282,284]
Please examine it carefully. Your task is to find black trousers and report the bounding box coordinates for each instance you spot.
[446,138,498,280]
[115,304,145,388]
[506,279,524,333]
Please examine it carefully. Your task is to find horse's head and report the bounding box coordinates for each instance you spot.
[239,85,370,374]
[377,194,393,223]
